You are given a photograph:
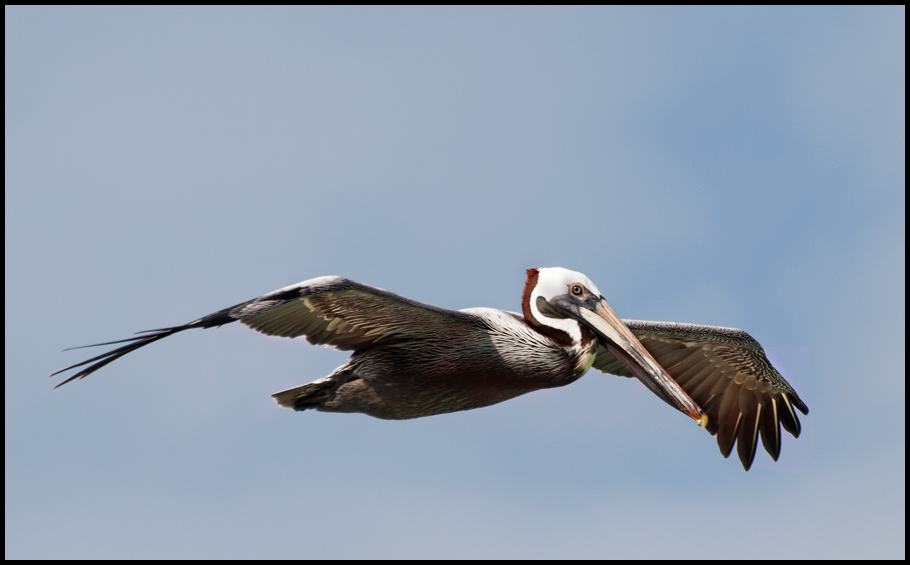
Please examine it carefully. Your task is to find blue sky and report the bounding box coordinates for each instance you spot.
[6,6,904,559]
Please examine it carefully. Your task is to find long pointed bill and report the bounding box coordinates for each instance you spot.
[577,299,708,428]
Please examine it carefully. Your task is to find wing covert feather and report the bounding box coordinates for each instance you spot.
[227,277,481,350]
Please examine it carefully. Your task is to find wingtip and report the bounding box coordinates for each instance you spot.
[52,374,80,388]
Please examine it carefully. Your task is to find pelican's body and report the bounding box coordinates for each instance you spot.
[53,268,808,470]
[283,306,594,420]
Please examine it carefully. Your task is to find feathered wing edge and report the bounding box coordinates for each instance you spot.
[50,294,253,388]
[592,320,808,470]
[51,327,195,388]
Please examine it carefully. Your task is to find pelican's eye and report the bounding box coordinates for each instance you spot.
[570,284,584,296]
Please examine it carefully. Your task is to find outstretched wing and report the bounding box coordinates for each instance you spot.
[592,320,809,470]
[51,276,480,387]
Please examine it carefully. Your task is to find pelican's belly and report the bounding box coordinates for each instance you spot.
[323,328,580,419]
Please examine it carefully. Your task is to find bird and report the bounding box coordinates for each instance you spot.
[52,267,808,470]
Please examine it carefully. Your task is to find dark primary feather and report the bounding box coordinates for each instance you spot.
[51,277,479,387]
[593,320,808,470]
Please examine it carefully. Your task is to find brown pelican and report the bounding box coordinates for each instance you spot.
[52,267,808,470]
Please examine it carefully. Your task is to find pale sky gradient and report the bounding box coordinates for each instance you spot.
[6,6,905,559]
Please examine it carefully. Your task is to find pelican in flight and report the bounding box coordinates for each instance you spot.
[52,268,808,470]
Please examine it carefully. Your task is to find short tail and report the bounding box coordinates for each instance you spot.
[272,364,355,411]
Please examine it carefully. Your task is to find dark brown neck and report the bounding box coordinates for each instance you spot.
[522,268,573,348]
